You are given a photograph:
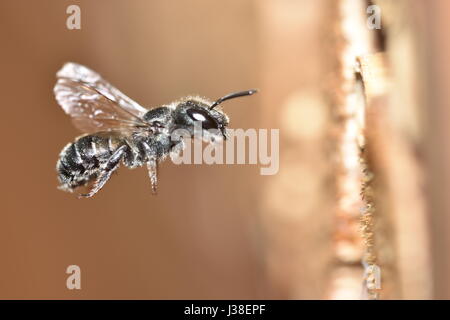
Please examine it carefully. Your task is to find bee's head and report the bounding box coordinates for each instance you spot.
[173,89,257,141]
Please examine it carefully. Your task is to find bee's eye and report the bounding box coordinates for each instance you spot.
[186,108,218,129]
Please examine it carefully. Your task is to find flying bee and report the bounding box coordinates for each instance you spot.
[54,62,257,198]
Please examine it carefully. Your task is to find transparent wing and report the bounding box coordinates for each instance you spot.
[54,62,149,133]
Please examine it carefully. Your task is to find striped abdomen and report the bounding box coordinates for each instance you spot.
[56,133,123,192]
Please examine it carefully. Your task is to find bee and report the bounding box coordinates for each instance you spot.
[54,63,257,198]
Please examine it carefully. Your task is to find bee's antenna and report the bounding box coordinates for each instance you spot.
[209,89,258,110]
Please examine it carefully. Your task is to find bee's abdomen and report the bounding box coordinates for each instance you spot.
[57,134,117,191]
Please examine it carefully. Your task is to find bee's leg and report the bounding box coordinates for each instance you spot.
[79,145,127,198]
[147,157,158,195]
[140,141,158,195]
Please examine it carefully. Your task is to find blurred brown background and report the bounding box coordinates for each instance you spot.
[0,0,449,300]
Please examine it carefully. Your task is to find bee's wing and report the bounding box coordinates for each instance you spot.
[54,62,149,133]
